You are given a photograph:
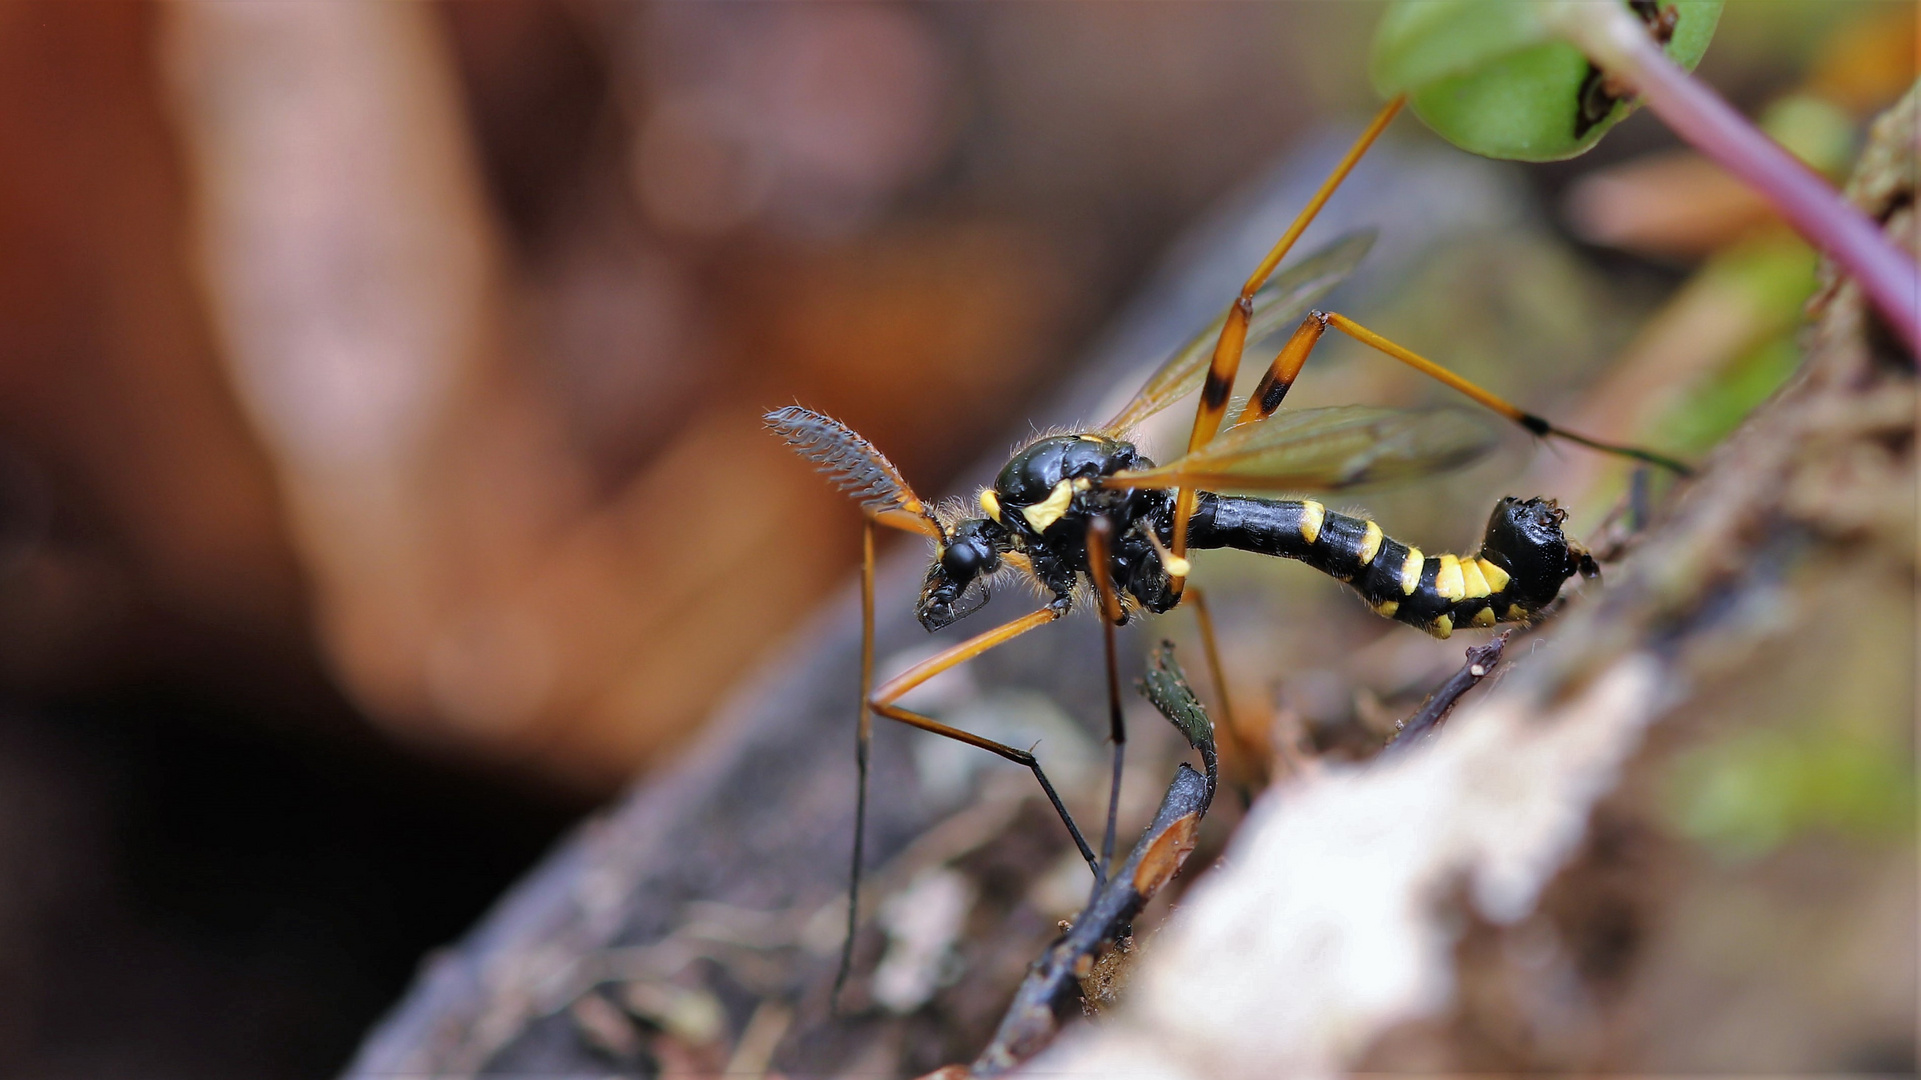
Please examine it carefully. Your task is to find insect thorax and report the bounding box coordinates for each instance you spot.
[985,434,1144,537]
[969,434,1177,617]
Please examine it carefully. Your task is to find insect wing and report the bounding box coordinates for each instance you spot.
[1097,229,1376,437]
[1109,404,1500,492]
[764,406,943,537]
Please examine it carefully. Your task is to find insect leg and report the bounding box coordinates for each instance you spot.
[1319,312,1693,475]
[868,701,1097,871]
[866,606,1098,872]
[872,606,1060,703]
[837,511,985,1008]
[1176,583,1268,804]
[1169,95,1408,582]
[841,601,1084,1003]
[1237,312,1327,425]
[1083,517,1128,890]
[1179,584,1240,749]
[836,519,881,1009]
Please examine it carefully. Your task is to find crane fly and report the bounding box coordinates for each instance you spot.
[764,94,1687,1007]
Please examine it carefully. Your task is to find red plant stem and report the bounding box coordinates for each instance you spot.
[1556,3,1918,359]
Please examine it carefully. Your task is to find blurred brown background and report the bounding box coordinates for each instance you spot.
[0,2,1907,1077]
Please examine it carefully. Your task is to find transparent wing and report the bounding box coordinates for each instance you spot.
[1108,404,1500,493]
[764,405,943,537]
[1097,229,1376,437]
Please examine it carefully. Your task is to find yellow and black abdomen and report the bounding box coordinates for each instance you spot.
[1186,494,1592,638]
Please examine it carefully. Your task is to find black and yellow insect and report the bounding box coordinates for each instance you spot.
[765,94,1683,1000]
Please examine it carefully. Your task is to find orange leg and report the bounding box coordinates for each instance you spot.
[1323,313,1691,473]
[865,603,1096,872]
[1231,309,1693,476]
[868,601,1096,846]
[1169,95,1407,583]
[1180,585,1239,742]
[1237,313,1327,426]
[869,606,1061,703]
[1182,584,1272,803]
[836,524,1081,1007]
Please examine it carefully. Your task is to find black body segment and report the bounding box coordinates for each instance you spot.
[923,433,1182,629]
[994,435,1139,507]
[1188,493,1590,638]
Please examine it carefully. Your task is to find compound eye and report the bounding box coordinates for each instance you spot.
[941,539,987,578]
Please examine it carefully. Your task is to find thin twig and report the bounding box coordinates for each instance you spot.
[971,766,1211,1077]
[971,644,1218,1077]
[1384,630,1512,752]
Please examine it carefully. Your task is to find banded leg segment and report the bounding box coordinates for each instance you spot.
[1167,95,1408,583]
[1325,313,1689,473]
[1236,310,1692,476]
[1237,313,1326,426]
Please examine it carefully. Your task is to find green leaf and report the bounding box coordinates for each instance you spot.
[1138,642,1219,811]
[1138,642,1213,758]
[1371,1,1557,93]
[1372,0,1724,162]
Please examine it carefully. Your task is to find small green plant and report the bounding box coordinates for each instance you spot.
[1372,0,1723,162]
[1372,0,1917,359]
